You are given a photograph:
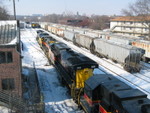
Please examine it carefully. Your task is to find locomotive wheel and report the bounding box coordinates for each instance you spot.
[90,43,95,54]
[142,57,149,63]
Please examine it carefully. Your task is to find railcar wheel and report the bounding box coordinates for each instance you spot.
[58,75,66,85]
[90,42,95,54]
[123,65,131,72]
[142,57,149,63]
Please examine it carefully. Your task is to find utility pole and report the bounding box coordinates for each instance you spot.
[13,0,16,20]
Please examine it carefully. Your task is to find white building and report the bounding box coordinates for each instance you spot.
[110,16,150,37]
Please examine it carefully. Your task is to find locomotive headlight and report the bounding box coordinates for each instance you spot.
[77,67,81,69]
[91,65,96,68]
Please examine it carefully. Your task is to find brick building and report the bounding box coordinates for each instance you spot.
[0,20,22,96]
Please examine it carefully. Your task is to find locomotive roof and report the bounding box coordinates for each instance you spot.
[85,74,118,90]
[62,50,98,68]
[101,80,131,91]
[112,89,147,100]
[53,42,70,50]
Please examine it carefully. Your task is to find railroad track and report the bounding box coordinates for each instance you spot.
[141,61,150,71]
[99,57,150,83]
[21,29,84,113]
[21,29,49,66]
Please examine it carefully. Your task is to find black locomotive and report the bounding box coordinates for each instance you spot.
[80,74,150,113]
[49,42,98,102]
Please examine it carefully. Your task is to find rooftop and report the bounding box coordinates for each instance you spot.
[0,20,19,45]
[111,16,150,22]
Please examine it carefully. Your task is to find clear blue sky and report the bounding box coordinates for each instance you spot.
[4,0,137,16]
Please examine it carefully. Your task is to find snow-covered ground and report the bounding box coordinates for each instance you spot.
[0,106,12,113]
[21,29,84,113]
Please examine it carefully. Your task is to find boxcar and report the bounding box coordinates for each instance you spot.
[132,40,150,62]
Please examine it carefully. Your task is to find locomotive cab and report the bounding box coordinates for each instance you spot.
[59,49,98,89]
[80,74,121,113]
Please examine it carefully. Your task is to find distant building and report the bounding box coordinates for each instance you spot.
[0,20,22,97]
[32,14,43,17]
[59,18,90,27]
[110,16,150,37]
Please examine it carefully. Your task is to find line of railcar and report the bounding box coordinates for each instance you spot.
[36,31,150,113]
[40,23,150,63]
[40,23,146,72]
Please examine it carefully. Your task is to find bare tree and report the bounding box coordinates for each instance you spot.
[90,15,111,30]
[0,1,10,20]
[122,0,150,40]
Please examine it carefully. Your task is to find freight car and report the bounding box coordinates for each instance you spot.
[80,74,150,113]
[74,34,95,49]
[64,30,76,41]
[132,40,150,63]
[48,42,98,102]
[101,34,137,45]
[73,34,144,72]
[90,38,144,72]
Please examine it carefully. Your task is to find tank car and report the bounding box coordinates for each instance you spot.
[90,38,145,72]
[49,42,98,102]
